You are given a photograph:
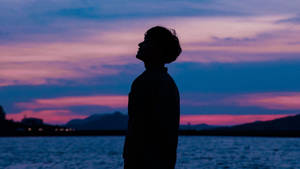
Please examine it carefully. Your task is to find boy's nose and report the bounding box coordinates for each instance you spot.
[138,41,144,47]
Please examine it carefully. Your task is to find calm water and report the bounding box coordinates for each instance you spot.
[0,136,299,169]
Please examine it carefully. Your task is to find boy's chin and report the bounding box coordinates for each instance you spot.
[136,54,146,62]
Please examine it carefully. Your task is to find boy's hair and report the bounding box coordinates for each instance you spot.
[145,26,182,64]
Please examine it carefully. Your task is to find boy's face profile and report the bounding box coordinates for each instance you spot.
[136,26,181,64]
[136,36,162,63]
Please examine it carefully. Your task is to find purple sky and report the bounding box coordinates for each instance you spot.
[1,0,300,125]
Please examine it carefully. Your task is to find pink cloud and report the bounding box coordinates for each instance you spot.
[6,109,87,124]
[1,16,300,86]
[9,94,128,124]
[10,93,299,125]
[17,95,128,109]
[228,92,300,110]
[180,114,293,125]
[11,95,126,124]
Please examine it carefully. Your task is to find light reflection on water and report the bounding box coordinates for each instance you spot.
[0,136,299,169]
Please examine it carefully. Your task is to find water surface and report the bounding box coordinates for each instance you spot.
[0,136,299,169]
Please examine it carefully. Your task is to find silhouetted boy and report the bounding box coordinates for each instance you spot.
[123,26,182,169]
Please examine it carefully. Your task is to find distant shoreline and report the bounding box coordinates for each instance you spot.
[1,130,300,138]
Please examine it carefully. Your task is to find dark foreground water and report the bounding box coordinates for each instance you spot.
[0,136,299,169]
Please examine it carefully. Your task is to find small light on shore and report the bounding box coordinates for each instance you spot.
[28,128,32,131]
[38,128,43,131]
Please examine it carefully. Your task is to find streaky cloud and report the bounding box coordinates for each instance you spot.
[226,92,300,110]
[16,95,128,110]
[2,15,300,86]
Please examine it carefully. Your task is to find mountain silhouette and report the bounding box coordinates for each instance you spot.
[65,112,300,132]
[218,114,300,131]
[65,111,128,130]
[65,112,220,131]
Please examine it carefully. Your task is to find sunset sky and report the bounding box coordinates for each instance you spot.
[1,0,300,125]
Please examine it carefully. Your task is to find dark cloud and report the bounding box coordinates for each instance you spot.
[1,60,300,116]
[277,15,300,24]
[169,60,300,93]
[181,105,298,115]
